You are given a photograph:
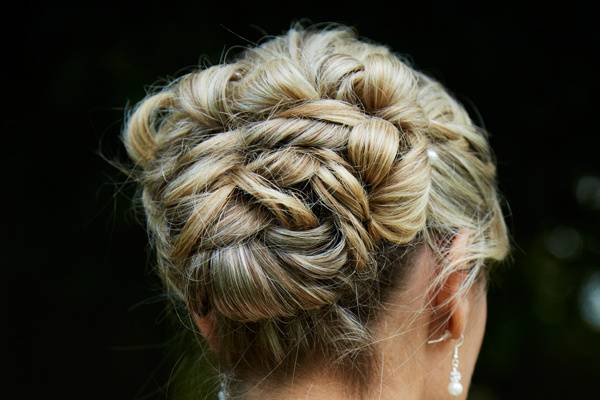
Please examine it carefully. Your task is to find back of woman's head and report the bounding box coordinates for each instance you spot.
[121,21,509,399]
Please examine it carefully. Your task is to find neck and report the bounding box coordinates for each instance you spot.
[235,367,425,400]
[233,336,427,400]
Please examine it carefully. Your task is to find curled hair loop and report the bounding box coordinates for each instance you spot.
[120,22,510,398]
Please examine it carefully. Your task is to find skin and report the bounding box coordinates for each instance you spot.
[193,229,488,399]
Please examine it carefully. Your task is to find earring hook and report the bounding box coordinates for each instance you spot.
[427,330,465,346]
[427,329,451,344]
[456,333,464,348]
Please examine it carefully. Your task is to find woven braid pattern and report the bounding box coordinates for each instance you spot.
[122,26,502,340]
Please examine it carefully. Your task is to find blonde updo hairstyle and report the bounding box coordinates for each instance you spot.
[121,22,509,399]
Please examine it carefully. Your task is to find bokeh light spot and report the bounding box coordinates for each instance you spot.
[579,272,600,330]
[575,175,600,209]
[544,226,583,259]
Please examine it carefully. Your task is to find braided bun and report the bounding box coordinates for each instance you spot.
[121,22,509,397]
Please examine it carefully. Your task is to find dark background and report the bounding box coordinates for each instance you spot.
[24,3,599,399]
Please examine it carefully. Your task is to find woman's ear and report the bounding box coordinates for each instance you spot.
[432,269,470,340]
[192,310,219,351]
[429,228,472,341]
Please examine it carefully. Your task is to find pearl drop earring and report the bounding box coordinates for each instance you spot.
[448,334,465,397]
[427,330,465,397]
